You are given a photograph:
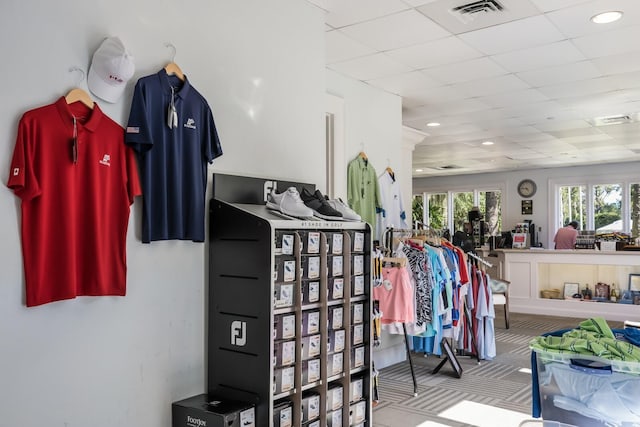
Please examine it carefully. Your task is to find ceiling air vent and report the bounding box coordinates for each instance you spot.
[452,0,504,17]
[590,114,636,126]
[435,164,462,170]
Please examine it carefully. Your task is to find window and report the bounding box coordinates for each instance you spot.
[559,185,586,229]
[453,192,473,232]
[427,193,447,229]
[479,190,502,237]
[415,189,502,236]
[631,183,640,238]
[593,184,621,232]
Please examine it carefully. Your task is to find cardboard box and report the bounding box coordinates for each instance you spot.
[326,384,343,411]
[327,277,344,300]
[272,401,292,427]
[301,280,320,305]
[172,394,255,427]
[301,310,320,335]
[301,393,320,422]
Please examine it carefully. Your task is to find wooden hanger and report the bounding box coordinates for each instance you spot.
[65,68,93,109]
[65,88,94,109]
[164,43,185,81]
[358,151,368,160]
[164,62,185,81]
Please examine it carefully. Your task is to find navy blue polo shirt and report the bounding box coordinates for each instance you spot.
[126,69,222,243]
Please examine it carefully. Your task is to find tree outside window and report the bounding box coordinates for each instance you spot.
[593,184,621,231]
[559,185,586,229]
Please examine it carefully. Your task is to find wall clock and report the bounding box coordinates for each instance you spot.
[517,179,537,198]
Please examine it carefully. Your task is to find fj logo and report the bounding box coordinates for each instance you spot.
[231,320,247,347]
[264,180,278,202]
[186,415,206,427]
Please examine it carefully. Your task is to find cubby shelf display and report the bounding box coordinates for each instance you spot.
[207,174,372,427]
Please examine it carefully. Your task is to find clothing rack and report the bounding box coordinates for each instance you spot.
[467,251,493,268]
[380,227,418,397]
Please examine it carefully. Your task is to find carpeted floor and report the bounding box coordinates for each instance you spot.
[372,312,623,427]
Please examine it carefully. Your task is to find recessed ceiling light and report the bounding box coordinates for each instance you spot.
[590,11,623,24]
[415,168,423,172]
[482,141,494,146]
[426,122,440,127]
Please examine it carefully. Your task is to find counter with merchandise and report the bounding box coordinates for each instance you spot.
[478,248,640,321]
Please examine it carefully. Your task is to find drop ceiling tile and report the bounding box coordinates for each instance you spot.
[385,36,483,69]
[367,71,441,96]
[340,9,449,51]
[326,30,377,64]
[516,60,602,87]
[573,25,640,59]
[593,52,640,75]
[544,0,640,39]
[323,0,410,28]
[533,119,593,132]
[421,57,508,84]
[416,0,540,35]
[402,0,438,6]
[537,76,622,99]
[529,0,591,13]
[478,88,549,108]
[458,15,566,56]
[327,53,412,81]
[402,84,471,108]
[453,74,531,98]
[490,40,587,73]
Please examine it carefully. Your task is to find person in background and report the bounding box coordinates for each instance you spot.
[554,220,579,249]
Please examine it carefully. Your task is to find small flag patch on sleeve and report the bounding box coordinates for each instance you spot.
[126,127,140,134]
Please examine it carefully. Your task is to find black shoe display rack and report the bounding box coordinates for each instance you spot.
[208,173,373,427]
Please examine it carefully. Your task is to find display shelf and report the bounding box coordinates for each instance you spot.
[488,248,640,321]
[208,173,372,427]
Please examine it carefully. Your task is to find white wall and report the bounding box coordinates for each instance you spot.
[326,70,408,368]
[413,161,640,249]
[0,1,325,426]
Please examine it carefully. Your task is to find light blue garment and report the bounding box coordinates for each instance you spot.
[542,362,640,425]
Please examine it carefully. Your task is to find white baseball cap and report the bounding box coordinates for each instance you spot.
[88,36,135,103]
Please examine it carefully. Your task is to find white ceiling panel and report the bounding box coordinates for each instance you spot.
[457,15,566,56]
[327,53,412,81]
[490,40,587,73]
[416,0,540,34]
[421,57,508,84]
[529,0,591,13]
[516,60,602,87]
[537,76,623,99]
[477,88,549,108]
[323,0,410,28]
[593,52,640,75]
[339,9,449,51]
[313,0,640,176]
[573,25,640,58]
[453,74,531,98]
[366,71,441,96]
[545,0,640,38]
[385,36,482,69]
[325,30,377,64]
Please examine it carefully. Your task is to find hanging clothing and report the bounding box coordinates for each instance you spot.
[376,170,408,242]
[372,267,415,324]
[347,156,382,237]
[7,97,142,306]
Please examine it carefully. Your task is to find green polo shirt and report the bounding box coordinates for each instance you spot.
[347,156,382,237]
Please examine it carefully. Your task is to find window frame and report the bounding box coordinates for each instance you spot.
[549,174,637,242]
[417,182,505,234]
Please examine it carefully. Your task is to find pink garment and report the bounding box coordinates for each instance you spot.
[372,267,415,324]
[554,226,578,249]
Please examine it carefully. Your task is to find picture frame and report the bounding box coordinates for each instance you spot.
[563,282,580,299]
[432,339,463,378]
[629,274,640,292]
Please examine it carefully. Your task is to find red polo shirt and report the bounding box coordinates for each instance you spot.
[7,97,141,306]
